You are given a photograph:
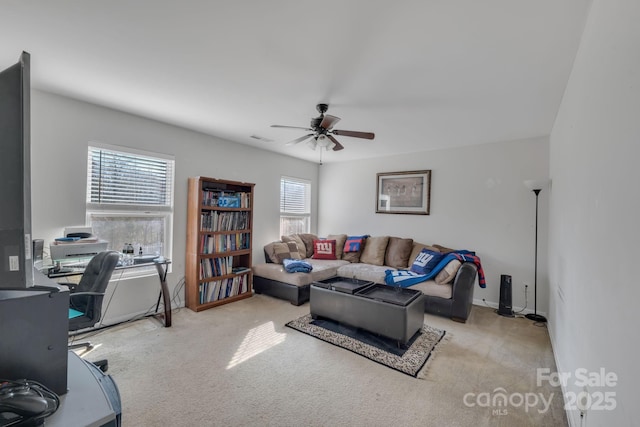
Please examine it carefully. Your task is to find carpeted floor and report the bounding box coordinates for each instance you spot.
[83,294,568,426]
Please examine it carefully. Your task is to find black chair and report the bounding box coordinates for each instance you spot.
[68,251,120,369]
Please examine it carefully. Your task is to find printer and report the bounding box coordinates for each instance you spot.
[49,226,109,261]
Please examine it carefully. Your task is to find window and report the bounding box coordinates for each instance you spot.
[86,144,175,274]
[280,176,311,236]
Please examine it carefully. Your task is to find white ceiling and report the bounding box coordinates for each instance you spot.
[1,0,592,164]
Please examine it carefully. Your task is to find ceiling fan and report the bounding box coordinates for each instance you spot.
[271,104,375,151]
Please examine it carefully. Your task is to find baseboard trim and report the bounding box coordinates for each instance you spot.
[472,298,547,318]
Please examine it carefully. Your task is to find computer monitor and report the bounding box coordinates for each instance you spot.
[0,51,33,289]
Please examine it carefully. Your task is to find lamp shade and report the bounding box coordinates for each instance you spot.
[316,134,330,147]
[524,179,550,191]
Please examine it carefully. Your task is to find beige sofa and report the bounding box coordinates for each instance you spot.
[252,234,480,322]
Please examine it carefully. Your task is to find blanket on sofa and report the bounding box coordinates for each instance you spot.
[384,251,486,288]
[283,258,313,273]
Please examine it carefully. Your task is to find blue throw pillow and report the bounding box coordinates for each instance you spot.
[410,248,444,274]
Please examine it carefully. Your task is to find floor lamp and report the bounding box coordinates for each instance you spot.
[523,179,549,323]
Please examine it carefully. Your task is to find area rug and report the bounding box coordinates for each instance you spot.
[285,314,448,378]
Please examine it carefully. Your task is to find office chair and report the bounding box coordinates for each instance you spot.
[68,250,120,371]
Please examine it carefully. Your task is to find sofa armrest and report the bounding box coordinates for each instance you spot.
[449,262,478,322]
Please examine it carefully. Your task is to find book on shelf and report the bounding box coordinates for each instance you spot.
[201,190,251,209]
[199,274,248,303]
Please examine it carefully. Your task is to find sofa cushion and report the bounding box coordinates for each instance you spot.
[410,248,444,274]
[264,242,279,263]
[327,234,347,259]
[271,242,302,264]
[298,233,318,258]
[408,280,452,299]
[408,243,441,266]
[281,234,306,256]
[433,243,457,254]
[337,263,395,284]
[253,259,348,287]
[359,236,389,266]
[435,259,462,285]
[312,239,337,260]
[384,237,414,268]
[342,235,367,263]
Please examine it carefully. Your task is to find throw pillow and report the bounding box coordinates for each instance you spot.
[263,242,280,263]
[297,233,318,258]
[271,242,302,264]
[433,244,458,254]
[327,234,347,259]
[344,235,366,252]
[435,259,462,285]
[312,239,337,260]
[342,235,368,263]
[410,248,444,274]
[281,234,306,257]
[408,243,441,266]
[384,237,414,268]
[359,236,390,266]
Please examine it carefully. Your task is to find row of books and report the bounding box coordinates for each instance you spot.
[201,190,251,208]
[200,257,250,279]
[200,211,249,231]
[200,233,250,254]
[199,273,249,303]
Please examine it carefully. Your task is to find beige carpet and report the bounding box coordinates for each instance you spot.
[82,295,568,426]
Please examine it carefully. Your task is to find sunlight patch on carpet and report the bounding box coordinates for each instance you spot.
[227,321,286,369]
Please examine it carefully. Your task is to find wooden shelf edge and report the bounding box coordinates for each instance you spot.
[189,291,253,312]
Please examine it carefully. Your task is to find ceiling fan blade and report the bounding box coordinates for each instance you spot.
[320,114,341,130]
[285,134,314,146]
[332,129,375,139]
[271,125,314,131]
[327,135,344,151]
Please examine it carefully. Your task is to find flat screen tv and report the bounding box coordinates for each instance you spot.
[0,51,33,288]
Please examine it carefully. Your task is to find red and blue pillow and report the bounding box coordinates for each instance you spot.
[344,235,367,253]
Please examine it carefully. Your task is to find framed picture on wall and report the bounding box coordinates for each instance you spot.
[376,170,431,214]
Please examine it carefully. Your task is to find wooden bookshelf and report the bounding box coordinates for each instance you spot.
[186,176,255,312]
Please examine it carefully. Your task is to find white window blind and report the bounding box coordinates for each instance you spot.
[280,177,310,214]
[87,146,174,209]
[85,144,175,275]
[280,176,311,235]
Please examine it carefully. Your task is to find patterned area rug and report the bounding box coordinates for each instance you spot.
[285,314,448,378]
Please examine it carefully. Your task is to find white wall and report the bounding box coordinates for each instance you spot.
[318,137,550,312]
[548,1,639,425]
[30,90,318,324]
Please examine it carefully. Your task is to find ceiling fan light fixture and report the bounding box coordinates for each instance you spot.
[317,134,330,147]
[307,139,317,150]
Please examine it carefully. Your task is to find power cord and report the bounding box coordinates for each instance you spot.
[69,274,186,347]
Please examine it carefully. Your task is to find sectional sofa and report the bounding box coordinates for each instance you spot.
[252,234,480,322]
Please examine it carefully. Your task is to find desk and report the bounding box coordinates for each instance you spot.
[47,259,172,328]
[45,351,121,427]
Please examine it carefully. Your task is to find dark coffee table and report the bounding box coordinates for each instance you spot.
[310,277,425,344]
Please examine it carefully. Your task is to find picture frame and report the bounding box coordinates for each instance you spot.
[376,170,431,215]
